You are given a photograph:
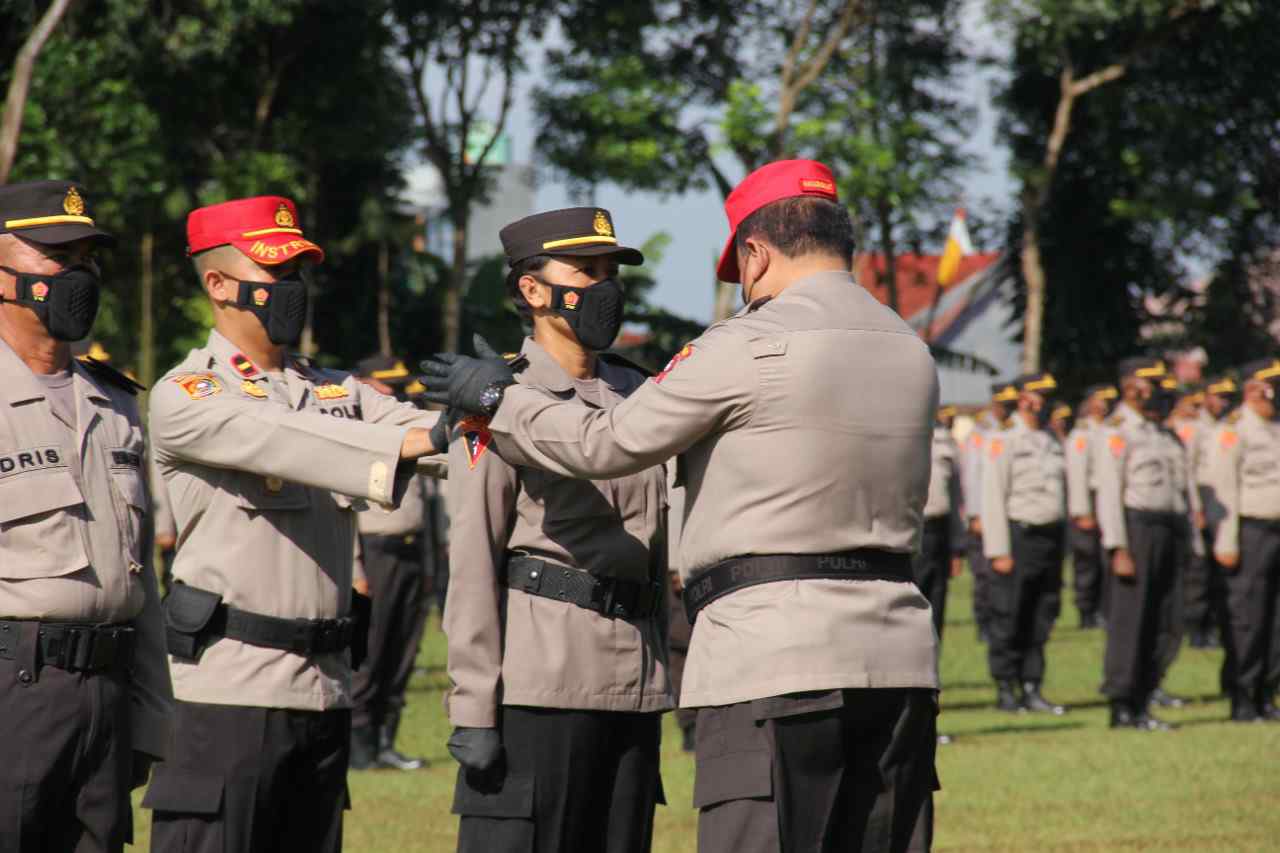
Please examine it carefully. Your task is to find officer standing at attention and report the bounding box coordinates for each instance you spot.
[425,160,940,853]
[917,405,964,641]
[1093,358,1190,731]
[1049,402,1072,443]
[964,381,1019,644]
[1205,360,1280,722]
[349,354,434,771]
[1065,385,1118,629]
[0,181,172,851]
[980,372,1068,714]
[143,196,445,853]
[442,208,672,853]
[1189,375,1239,649]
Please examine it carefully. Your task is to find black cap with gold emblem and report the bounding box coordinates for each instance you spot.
[0,180,117,246]
[499,207,643,267]
[1117,357,1167,383]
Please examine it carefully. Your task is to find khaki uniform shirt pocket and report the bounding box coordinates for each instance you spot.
[234,476,311,513]
[0,470,90,580]
[108,454,148,568]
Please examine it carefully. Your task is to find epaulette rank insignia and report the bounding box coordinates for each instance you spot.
[314,383,349,401]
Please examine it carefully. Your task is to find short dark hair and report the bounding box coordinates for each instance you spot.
[733,196,855,265]
[506,254,553,317]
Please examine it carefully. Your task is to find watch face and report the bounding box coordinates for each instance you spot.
[480,384,503,413]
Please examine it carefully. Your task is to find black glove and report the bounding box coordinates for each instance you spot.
[447,726,503,772]
[421,334,515,416]
[428,408,451,453]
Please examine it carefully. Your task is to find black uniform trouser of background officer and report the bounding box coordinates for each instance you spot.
[665,581,697,744]
[1068,520,1104,622]
[693,688,936,853]
[352,533,430,744]
[968,529,993,641]
[988,522,1064,684]
[1222,518,1280,708]
[454,708,662,853]
[0,626,132,853]
[1101,511,1188,711]
[914,516,952,641]
[146,703,350,853]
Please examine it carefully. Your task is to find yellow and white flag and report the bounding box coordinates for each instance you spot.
[937,207,974,287]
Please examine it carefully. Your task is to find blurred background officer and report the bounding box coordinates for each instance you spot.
[426,160,941,853]
[443,209,671,853]
[1094,358,1189,731]
[1065,384,1117,629]
[964,381,1019,644]
[349,354,434,771]
[917,405,964,642]
[1206,360,1280,722]
[1190,375,1239,650]
[980,372,1067,715]
[1049,402,1073,443]
[0,181,172,852]
[144,196,445,853]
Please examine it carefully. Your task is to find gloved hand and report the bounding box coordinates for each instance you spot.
[421,334,515,416]
[447,726,503,772]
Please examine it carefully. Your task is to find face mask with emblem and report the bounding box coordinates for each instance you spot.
[542,276,625,352]
[222,273,308,346]
[0,264,101,342]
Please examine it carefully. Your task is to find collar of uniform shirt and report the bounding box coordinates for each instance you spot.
[518,335,632,397]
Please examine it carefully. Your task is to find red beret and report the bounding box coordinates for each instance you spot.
[186,196,324,265]
[716,159,839,284]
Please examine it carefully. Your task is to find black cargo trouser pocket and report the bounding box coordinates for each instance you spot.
[454,768,536,853]
[692,703,773,809]
[143,767,225,853]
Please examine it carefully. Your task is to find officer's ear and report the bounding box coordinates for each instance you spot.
[518,274,551,311]
[203,268,235,304]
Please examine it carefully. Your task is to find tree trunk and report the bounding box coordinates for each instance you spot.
[377,238,392,356]
[876,197,899,317]
[1020,211,1046,373]
[139,230,155,386]
[444,213,467,353]
[0,0,74,183]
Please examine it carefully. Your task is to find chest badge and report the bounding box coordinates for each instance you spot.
[241,380,268,399]
[265,476,284,493]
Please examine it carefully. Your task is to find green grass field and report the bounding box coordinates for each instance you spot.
[131,571,1280,851]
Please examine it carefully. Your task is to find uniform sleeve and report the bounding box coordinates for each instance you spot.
[1093,428,1128,551]
[442,430,519,728]
[147,452,175,541]
[149,375,410,504]
[130,448,174,759]
[487,326,755,479]
[350,381,448,479]
[981,435,1013,558]
[1210,428,1242,556]
[1065,430,1092,518]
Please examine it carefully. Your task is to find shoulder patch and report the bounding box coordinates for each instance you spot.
[598,351,655,378]
[80,357,146,395]
[458,415,492,469]
[230,353,260,379]
[1219,430,1239,450]
[970,433,985,449]
[655,344,695,383]
[988,437,1004,459]
[1176,424,1194,445]
[1074,435,1088,454]
[1108,433,1126,457]
[172,373,222,400]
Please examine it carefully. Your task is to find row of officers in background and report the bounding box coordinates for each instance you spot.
[915,357,1280,730]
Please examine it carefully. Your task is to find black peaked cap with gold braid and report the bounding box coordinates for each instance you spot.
[500,207,643,267]
[0,180,116,246]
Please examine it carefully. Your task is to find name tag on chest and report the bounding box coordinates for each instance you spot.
[0,445,67,478]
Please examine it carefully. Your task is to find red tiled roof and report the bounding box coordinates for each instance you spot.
[855,252,1000,322]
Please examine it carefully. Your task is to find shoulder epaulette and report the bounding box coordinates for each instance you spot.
[599,351,655,378]
[1227,410,1242,424]
[81,357,146,395]
[1108,414,1124,427]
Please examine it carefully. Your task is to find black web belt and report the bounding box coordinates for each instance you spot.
[211,606,354,656]
[504,555,663,620]
[0,621,135,673]
[682,549,914,623]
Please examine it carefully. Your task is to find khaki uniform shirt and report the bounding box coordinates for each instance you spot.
[149,451,176,542]
[149,329,443,711]
[1194,411,1231,528]
[1205,408,1280,556]
[486,271,940,708]
[0,338,172,758]
[1065,420,1100,519]
[981,417,1066,558]
[1093,404,1189,551]
[923,426,962,521]
[443,338,672,727]
[961,413,994,520]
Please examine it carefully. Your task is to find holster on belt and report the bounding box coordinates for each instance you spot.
[163,583,224,663]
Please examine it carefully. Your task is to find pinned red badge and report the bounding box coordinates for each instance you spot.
[656,344,694,383]
[458,415,492,468]
[230,352,260,378]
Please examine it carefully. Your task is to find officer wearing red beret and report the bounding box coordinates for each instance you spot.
[143,196,446,853]
[425,161,940,853]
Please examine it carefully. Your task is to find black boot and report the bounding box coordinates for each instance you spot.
[1079,611,1100,630]
[349,723,381,770]
[1021,682,1066,715]
[1231,692,1261,723]
[378,710,426,770]
[996,681,1022,712]
[1109,700,1136,729]
[1149,688,1187,709]
[1260,689,1280,722]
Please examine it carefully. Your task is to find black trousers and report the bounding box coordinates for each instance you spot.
[1102,511,1188,705]
[968,529,993,636]
[0,626,132,853]
[914,517,952,642]
[694,689,937,853]
[987,522,1064,683]
[666,580,697,732]
[145,702,350,853]
[454,707,662,853]
[352,533,429,730]
[1068,521,1105,618]
[1222,518,1280,702]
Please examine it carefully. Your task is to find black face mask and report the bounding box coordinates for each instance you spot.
[0,264,101,342]
[545,276,625,352]
[226,274,308,346]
